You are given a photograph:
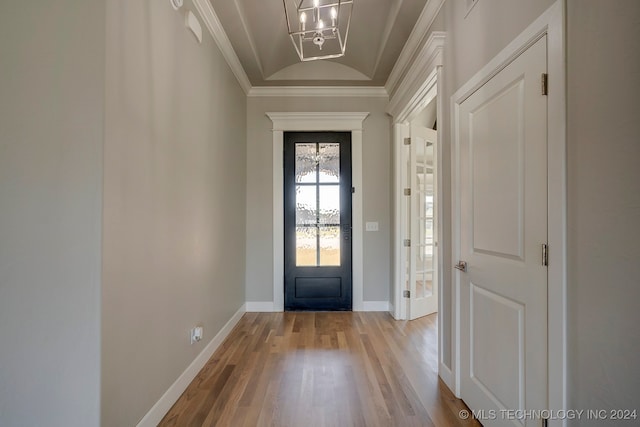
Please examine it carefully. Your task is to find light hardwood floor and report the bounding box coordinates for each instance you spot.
[159,312,480,427]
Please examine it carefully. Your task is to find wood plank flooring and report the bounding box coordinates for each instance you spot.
[159,312,480,427]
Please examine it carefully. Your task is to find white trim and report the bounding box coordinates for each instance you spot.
[248,86,388,98]
[434,66,448,389]
[272,130,285,312]
[545,2,568,424]
[245,301,277,312]
[439,362,455,391]
[267,112,370,132]
[351,129,364,311]
[192,0,252,94]
[387,31,448,389]
[392,122,409,321]
[136,304,246,427]
[450,1,567,420]
[362,301,390,312]
[266,112,369,312]
[386,0,445,95]
[386,32,445,122]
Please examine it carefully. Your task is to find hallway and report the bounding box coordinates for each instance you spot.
[160,312,479,427]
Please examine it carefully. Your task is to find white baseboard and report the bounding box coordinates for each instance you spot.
[136,304,246,427]
[361,301,390,312]
[245,301,278,312]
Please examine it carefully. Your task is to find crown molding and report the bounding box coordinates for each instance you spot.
[386,31,445,121]
[192,0,252,95]
[249,86,388,98]
[385,0,445,96]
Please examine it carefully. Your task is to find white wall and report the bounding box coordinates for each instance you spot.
[101,1,247,425]
[0,1,104,426]
[566,1,640,423]
[246,96,392,303]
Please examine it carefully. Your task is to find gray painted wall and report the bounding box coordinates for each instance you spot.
[101,1,247,425]
[567,0,640,422]
[246,97,392,303]
[0,1,104,426]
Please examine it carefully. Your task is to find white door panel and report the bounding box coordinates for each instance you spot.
[458,35,548,426]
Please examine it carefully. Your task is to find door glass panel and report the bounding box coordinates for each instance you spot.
[319,185,340,224]
[318,143,340,183]
[404,151,411,297]
[416,141,434,298]
[296,185,317,225]
[319,226,340,266]
[296,226,317,266]
[294,141,341,267]
[295,143,317,183]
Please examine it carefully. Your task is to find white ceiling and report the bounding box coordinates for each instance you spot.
[209,0,429,87]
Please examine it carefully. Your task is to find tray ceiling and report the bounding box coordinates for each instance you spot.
[209,0,429,86]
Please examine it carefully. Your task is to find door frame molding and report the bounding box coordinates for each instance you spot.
[387,31,450,388]
[451,0,566,422]
[266,112,369,312]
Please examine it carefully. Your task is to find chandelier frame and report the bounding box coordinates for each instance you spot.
[283,0,354,61]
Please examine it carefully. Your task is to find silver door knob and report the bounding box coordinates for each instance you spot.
[454,260,467,272]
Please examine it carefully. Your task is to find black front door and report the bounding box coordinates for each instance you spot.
[284,132,352,311]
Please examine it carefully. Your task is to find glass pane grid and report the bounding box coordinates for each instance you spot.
[414,139,435,298]
[294,141,341,267]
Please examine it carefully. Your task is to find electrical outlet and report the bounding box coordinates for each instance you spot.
[190,326,203,344]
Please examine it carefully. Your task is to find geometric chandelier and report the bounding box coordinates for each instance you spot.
[283,0,354,61]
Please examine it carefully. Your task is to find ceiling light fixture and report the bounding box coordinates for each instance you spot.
[283,0,353,61]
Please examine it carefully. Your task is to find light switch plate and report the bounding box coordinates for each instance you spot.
[365,222,379,232]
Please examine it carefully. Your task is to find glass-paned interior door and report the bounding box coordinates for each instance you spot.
[408,124,438,320]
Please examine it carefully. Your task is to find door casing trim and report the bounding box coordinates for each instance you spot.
[266,112,369,312]
[451,0,566,423]
[387,32,448,388]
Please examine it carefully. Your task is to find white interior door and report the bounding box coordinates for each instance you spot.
[408,124,438,320]
[457,35,548,425]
